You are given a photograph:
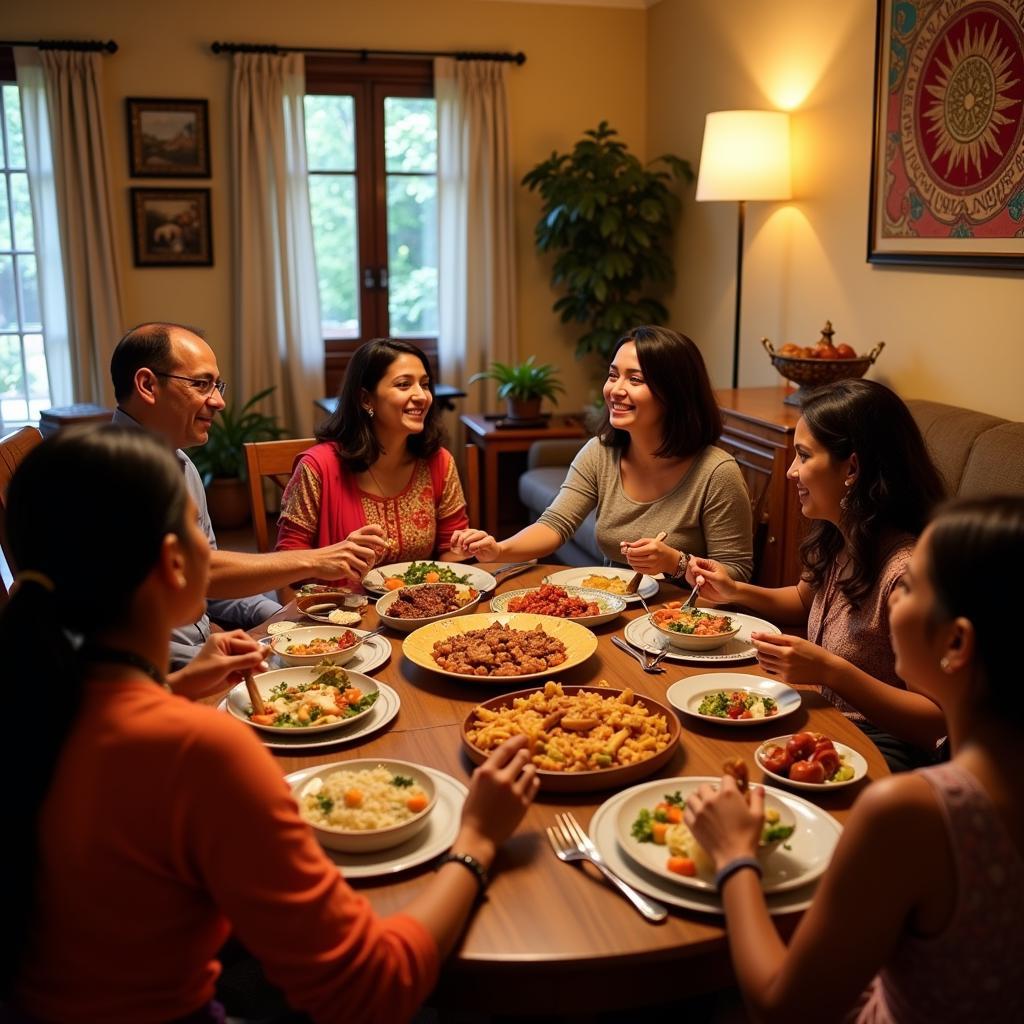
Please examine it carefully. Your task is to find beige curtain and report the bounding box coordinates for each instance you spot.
[37,50,124,406]
[231,52,322,437]
[435,58,517,417]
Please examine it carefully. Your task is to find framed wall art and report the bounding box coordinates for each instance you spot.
[126,97,210,177]
[868,0,1024,268]
[130,188,213,267]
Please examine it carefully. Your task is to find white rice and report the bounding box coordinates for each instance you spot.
[300,765,428,831]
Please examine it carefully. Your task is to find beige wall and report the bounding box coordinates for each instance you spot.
[4,0,647,412]
[648,0,1024,421]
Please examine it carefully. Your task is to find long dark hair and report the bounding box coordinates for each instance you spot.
[799,379,946,604]
[317,338,444,471]
[927,495,1024,718]
[597,325,722,458]
[1,426,189,992]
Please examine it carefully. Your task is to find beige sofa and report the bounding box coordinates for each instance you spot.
[518,398,1024,567]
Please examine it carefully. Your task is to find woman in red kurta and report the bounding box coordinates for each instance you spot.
[2,426,537,1024]
[276,339,469,588]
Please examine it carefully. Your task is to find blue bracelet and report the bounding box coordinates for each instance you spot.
[713,856,762,892]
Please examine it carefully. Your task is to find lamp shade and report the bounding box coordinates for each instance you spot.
[695,110,791,202]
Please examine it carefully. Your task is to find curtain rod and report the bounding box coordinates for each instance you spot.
[210,41,525,64]
[0,39,117,53]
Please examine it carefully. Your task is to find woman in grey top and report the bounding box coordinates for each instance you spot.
[452,326,753,581]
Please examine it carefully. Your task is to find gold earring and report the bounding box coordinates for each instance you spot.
[365,407,374,418]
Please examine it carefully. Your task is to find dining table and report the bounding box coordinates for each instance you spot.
[223,564,888,1017]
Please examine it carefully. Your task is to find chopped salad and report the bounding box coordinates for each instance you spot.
[248,664,377,729]
[382,561,472,590]
[698,689,778,720]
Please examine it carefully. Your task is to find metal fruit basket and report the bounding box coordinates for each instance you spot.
[762,337,885,406]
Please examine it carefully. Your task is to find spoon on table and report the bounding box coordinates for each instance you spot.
[623,531,667,593]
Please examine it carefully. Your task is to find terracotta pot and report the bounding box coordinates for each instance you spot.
[206,477,251,530]
[506,397,542,421]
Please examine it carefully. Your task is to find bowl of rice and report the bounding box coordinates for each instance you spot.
[294,759,438,852]
[649,604,741,651]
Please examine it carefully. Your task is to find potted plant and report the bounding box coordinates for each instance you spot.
[187,386,288,529]
[522,122,692,363]
[469,356,565,421]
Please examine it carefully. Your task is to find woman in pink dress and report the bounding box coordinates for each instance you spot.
[275,339,470,590]
[685,495,1024,1023]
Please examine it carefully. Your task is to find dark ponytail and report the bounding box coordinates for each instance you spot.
[1,425,189,993]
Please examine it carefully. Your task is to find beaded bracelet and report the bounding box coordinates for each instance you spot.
[441,852,489,898]
[713,856,762,892]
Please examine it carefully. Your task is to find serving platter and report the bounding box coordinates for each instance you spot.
[284,763,466,879]
[623,611,781,664]
[219,681,400,751]
[402,612,598,684]
[488,584,626,628]
[461,684,680,792]
[665,673,802,727]
[613,776,833,894]
[756,734,869,791]
[589,782,841,915]
[542,566,658,604]
[362,561,498,596]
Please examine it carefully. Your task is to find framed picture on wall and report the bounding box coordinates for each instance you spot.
[126,97,210,177]
[130,188,213,267]
[868,0,1024,269]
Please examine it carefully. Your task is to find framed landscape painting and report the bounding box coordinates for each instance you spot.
[868,0,1024,268]
[126,98,210,177]
[130,188,213,267]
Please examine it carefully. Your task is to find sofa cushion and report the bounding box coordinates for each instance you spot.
[907,399,1007,495]
[518,465,602,565]
[958,422,1024,497]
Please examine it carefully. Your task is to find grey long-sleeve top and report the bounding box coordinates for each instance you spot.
[535,438,753,581]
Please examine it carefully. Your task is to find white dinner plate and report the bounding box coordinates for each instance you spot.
[543,566,658,604]
[362,561,498,596]
[624,611,781,664]
[614,776,833,894]
[218,681,400,751]
[665,673,802,727]
[589,783,841,916]
[756,735,869,791]
[285,763,466,879]
[260,632,392,675]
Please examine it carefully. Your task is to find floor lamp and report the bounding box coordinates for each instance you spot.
[695,110,791,388]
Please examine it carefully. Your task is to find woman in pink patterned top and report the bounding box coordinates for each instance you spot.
[276,339,470,591]
[688,380,947,771]
[684,495,1024,1023]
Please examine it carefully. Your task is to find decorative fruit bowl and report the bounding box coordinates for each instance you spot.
[763,321,884,406]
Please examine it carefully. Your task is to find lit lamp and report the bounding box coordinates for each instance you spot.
[695,110,791,388]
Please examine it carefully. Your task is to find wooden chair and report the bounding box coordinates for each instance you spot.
[243,438,316,552]
[0,426,44,587]
[463,443,481,527]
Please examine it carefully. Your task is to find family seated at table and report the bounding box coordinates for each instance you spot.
[451,325,755,583]
[1,426,539,1023]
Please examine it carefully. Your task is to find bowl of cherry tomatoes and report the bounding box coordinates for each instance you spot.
[756,732,869,790]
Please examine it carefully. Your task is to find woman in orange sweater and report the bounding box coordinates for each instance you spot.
[1,426,538,1024]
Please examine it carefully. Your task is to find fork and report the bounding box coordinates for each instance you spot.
[611,635,665,674]
[546,812,667,922]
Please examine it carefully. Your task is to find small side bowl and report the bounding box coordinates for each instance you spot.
[650,610,741,651]
[270,625,366,667]
[296,591,368,624]
[375,582,482,634]
[294,758,437,852]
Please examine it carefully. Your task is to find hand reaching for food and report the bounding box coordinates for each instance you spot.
[751,631,838,686]
[620,531,674,575]
[685,557,739,603]
[449,528,503,562]
[683,773,765,871]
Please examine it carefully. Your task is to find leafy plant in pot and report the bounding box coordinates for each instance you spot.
[187,386,288,529]
[522,122,692,364]
[469,357,565,421]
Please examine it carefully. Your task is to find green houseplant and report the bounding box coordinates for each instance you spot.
[522,122,692,363]
[187,386,288,529]
[469,356,565,421]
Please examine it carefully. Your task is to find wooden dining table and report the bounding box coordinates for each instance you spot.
[232,565,888,1017]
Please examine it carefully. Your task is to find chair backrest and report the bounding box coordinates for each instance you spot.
[463,443,481,527]
[0,426,44,583]
[243,438,316,552]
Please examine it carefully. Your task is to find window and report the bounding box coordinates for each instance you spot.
[304,58,438,396]
[0,77,51,427]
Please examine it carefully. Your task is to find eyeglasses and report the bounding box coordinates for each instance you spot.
[155,373,227,398]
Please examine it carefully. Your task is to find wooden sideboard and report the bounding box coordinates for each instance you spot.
[714,387,805,588]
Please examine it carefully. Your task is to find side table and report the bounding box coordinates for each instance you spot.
[461,413,588,537]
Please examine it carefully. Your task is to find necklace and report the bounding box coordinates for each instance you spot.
[82,644,169,689]
[366,462,389,498]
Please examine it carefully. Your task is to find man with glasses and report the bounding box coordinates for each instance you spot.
[110,322,386,668]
